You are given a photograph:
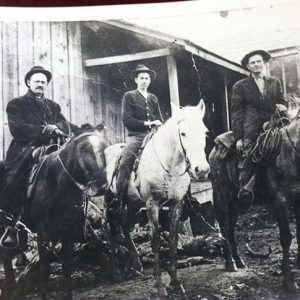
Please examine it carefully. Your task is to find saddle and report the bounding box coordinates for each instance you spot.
[213,131,235,159]
[111,128,158,186]
[27,144,59,198]
[133,128,157,175]
[214,111,290,164]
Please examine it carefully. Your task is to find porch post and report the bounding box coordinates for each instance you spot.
[167,53,180,106]
[224,75,231,131]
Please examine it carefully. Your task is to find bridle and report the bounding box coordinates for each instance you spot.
[152,129,191,177]
[57,131,105,239]
[57,132,105,192]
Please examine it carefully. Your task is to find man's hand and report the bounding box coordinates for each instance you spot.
[144,120,162,127]
[275,104,287,112]
[42,124,58,135]
[54,128,67,137]
[236,139,243,153]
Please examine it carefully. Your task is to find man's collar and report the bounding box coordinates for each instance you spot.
[251,73,265,80]
[26,89,45,100]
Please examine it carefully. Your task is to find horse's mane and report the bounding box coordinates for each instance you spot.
[162,105,201,127]
[72,123,105,136]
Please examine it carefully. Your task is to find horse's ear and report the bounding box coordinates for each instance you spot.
[197,99,206,116]
[170,102,181,117]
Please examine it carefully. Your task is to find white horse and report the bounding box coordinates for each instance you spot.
[105,100,209,296]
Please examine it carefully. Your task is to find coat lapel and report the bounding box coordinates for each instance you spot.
[248,77,264,101]
[264,77,272,99]
[23,92,47,125]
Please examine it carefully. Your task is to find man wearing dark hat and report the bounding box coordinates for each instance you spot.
[231,50,287,207]
[116,64,163,214]
[1,66,69,247]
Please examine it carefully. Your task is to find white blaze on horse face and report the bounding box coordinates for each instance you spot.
[177,102,210,181]
[88,135,105,172]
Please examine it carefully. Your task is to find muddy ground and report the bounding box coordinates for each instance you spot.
[3,204,300,300]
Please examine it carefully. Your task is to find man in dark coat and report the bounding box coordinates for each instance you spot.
[1,66,69,248]
[116,64,163,214]
[231,50,287,206]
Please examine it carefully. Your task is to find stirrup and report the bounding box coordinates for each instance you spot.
[237,188,254,211]
[0,226,20,249]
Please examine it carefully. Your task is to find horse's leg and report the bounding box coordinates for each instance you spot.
[147,195,167,297]
[228,199,247,269]
[122,224,143,274]
[295,200,300,269]
[61,240,73,300]
[274,192,296,290]
[2,255,16,299]
[168,198,185,295]
[106,194,122,281]
[36,231,50,300]
[213,190,237,272]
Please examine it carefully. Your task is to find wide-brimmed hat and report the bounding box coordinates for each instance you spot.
[131,64,156,80]
[25,66,52,87]
[241,50,272,69]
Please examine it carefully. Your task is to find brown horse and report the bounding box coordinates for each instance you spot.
[0,126,107,299]
[209,112,300,291]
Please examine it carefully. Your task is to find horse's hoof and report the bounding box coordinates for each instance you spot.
[171,284,186,296]
[235,258,247,269]
[62,292,73,300]
[111,274,122,283]
[133,263,143,274]
[126,268,143,279]
[225,261,238,272]
[157,286,168,297]
[283,281,299,293]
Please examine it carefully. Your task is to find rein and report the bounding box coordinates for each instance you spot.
[251,110,289,166]
[57,131,104,239]
[152,129,191,177]
[57,131,104,191]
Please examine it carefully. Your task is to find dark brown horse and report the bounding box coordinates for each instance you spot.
[0,126,107,299]
[209,112,300,291]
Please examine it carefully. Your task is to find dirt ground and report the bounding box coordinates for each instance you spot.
[3,204,300,300]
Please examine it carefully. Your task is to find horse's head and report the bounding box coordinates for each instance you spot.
[171,100,210,181]
[63,125,108,196]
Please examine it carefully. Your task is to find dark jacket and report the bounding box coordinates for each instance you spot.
[231,76,286,140]
[122,89,163,136]
[6,90,69,162]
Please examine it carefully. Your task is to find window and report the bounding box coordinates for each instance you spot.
[269,53,300,116]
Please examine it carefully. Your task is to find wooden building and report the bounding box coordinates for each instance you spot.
[0,20,247,160]
[0,20,250,208]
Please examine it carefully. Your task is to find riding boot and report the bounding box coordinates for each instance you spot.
[237,138,256,211]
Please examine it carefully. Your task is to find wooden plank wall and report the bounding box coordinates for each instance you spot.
[2,22,18,158]
[0,22,3,159]
[0,21,98,159]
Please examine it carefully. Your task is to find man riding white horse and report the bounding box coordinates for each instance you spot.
[0,66,69,248]
[116,64,163,215]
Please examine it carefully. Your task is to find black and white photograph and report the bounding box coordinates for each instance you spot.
[0,0,299,299]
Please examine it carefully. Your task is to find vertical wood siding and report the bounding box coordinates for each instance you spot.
[2,22,18,156]
[67,22,85,125]
[51,22,71,119]
[0,21,98,159]
[0,22,3,159]
[33,22,53,99]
